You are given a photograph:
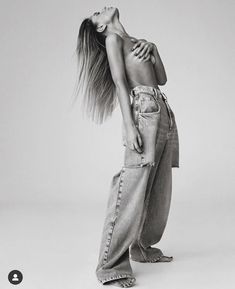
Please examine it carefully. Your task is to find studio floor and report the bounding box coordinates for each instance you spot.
[0,197,234,289]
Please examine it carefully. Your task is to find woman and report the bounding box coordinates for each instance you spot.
[75,6,179,288]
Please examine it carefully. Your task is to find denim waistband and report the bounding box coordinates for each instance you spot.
[130,85,167,102]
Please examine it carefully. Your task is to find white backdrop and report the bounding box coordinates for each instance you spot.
[0,0,234,288]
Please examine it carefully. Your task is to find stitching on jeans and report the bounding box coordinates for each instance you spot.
[102,168,126,265]
[99,273,134,284]
[133,172,155,262]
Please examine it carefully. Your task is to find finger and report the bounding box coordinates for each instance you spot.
[150,54,156,64]
[133,39,148,51]
[137,133,143,147]
[130,38,138,42]
[143,54,151,62]
[138,46,149,58]
[129,143,135,151]
[132,40,142,51]
[142,48,150,59]
[144,47,151,57]
[133,140,142,153]
[132,39,148,50]
[134,42,146,55]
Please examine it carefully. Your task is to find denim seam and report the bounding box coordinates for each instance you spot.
[102,167,126,265]
[160,92,173,130]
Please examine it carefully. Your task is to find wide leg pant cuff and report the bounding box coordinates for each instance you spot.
[97,273,134,284]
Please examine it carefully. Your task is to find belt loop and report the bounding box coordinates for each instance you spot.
[152,88,159,105]
[155,87,163,101]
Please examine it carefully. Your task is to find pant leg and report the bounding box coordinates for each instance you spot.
[130,96,175,261]
[130,140,173,261]
[95,91,162,284]
[95,165,153,284]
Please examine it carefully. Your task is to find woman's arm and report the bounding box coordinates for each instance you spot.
[151,44,167,85]
[105,33,134,127]
[105,33,143,153]
[131,39,167,85]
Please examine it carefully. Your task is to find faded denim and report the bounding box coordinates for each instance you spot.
[95,85,180,285]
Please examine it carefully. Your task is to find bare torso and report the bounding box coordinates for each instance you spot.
[121,36,160,90]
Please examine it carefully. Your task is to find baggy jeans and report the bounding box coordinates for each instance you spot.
[95,85,180,284]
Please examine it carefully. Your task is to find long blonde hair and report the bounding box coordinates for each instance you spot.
[73,18,118,124]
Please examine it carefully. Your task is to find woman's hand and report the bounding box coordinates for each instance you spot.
[123,124,143,153]
[131,38,156,61]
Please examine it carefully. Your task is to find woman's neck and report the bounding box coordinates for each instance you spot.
[106,19,130,38]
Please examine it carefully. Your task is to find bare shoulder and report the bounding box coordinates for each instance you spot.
[105,33,123,48]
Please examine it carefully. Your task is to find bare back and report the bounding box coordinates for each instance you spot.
[121,36,159,90]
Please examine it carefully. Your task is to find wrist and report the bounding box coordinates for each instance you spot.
[124,120,136,130]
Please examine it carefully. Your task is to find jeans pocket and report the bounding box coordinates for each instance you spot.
[122,106,161,168]
[137,111,161,165]
[139,98,161,114]
[138,97,161,163]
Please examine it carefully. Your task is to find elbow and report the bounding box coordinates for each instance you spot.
[158,77,167,86]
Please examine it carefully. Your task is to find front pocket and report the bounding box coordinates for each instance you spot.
[122,94,161,168]
[122,111,161,168]
[137,112,161,164]
[139,99,161,114]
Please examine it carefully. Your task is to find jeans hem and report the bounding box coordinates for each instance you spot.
[98,273,134,284]
[172,165,179,168]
